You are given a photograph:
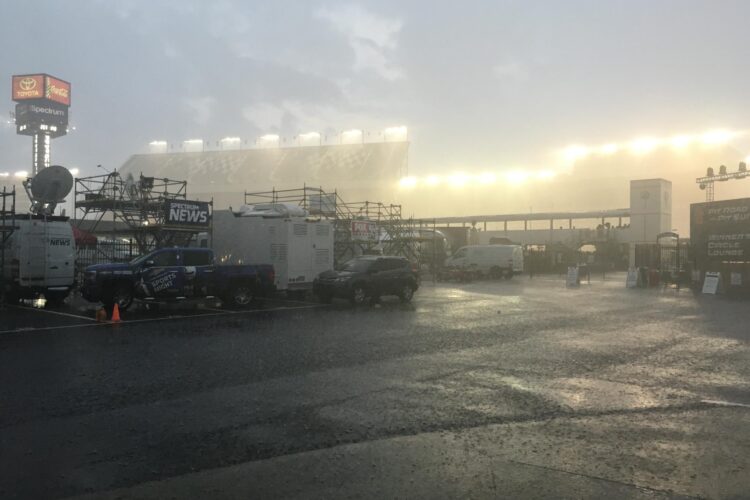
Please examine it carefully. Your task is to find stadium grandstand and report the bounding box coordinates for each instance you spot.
[117,142,410,210]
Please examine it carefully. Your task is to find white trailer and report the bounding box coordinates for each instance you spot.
[444,244,524,278]
[212,209,334,292]
[2,215,76,304]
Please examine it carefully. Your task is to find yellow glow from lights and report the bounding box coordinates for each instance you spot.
[629,137,660,155]
[477,172,496,184]
[299,132,320,139]
[504,170,529,185]
[383,126,408,141]
[535,169,556,180]
[561,145,590,164]
[700,129,735,145]
[398,176,417,189]
[426,175,440,186]
[220,136,241,143]
[448,172,469,187]
[669,135,693,149]
[14,171,28,178]
[598,143,619,155]
[0,172,9,177]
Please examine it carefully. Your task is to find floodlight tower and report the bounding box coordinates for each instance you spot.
[11,74,71,177]
[696,162,749,202]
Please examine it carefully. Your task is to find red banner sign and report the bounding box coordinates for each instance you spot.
[12,74,45,100]
[11,74,71,106]
[45,75,71,105]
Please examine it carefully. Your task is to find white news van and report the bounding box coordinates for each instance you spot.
[444,244,524,278]
[2,215,76,304]
[212,205,334,294]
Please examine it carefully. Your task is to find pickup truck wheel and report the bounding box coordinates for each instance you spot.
[228,283,253,308]
[106,284,133,311]
[350,284,367,305]
[399,283,415,303]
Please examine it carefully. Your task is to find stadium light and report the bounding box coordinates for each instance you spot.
[561,145,590,164]
[149,140,168,154]
[69,168,79,176]
[448,172,469,187]
[629,137,660,155]
[182,139,204,152]
[0,172,9,177]
[535,169,556,180]
[700,129,735,145]
[398,176,417,189]
[426,175,440,186]
[669,135,693,149]
[220,137,241,150]
[476,172,496,184]
[383,126,408,141]
[598,143,619,155]
[341,129,363,145]
[504,170,529,185]
[14,171,28,178]
[298,132,321,146]
[257,134,280,148]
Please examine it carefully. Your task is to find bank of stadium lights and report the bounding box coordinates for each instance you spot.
[398,169,557,189]
[149,140,168,154]
[341,129,363,145]
[560,128,744,165]
[298,132,321,147]
[182,139,204,153]
[14,171,28,178]
[0,172,9,177]
[220,137,241,150]
[383,126,408,142]
[257,134,280,148]
[697,161,749,201]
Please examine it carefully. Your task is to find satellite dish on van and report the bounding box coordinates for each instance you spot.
[29,165,73,203]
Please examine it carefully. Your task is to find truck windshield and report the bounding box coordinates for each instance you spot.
[129,253,152,266]
[340,259,374,272]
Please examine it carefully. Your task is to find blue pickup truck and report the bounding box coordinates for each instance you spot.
[81,247,275,310]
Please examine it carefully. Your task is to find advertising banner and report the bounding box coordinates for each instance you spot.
[12,74,45,101]
[15,101,68,125]
[351,220,378,242]
[691,197,750,266]
[45,75,71,106]
[165,200,211,227]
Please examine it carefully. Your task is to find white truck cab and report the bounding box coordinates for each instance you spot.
[444,244,524,279]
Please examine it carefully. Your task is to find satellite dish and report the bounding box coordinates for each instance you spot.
[30,165,74,203]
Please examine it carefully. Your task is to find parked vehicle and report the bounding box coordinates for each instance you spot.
[313,255,419,305]
[1,215,75,305]
[81,247,275,310]
[443,244,523,279]
[212,209,334,295]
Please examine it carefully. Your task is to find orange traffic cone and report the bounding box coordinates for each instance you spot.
[111,303,121,323]
[96,307,107,322]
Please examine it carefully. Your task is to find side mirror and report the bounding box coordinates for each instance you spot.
[144,260,155,267]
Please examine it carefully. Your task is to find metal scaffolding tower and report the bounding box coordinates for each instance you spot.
[243,186,439,267]
[75,170,210,254]
[1,186,17,304]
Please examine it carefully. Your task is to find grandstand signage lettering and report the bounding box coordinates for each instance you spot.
[166,200,211,227]
[691,197,750,265]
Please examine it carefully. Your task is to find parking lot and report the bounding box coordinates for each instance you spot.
[1,274,749,499]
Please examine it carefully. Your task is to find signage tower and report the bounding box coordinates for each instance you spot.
[11,74,71,177]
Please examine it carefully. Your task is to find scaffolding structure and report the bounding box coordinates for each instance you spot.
[243,186,440,267]
[75,170,210,254]
[1,186,17,303]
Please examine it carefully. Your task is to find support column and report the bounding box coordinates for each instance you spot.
[32,132,51,177]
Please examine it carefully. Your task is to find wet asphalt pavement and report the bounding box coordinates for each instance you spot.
[1,274,749,499]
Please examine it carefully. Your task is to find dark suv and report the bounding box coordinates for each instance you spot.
[313,256,419,305]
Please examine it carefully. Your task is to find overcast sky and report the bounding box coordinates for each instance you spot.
[2,0,750,229]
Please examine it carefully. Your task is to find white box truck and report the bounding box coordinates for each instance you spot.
[212,207,334,294]
[2,215,76,304]
[444,244,524,279]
